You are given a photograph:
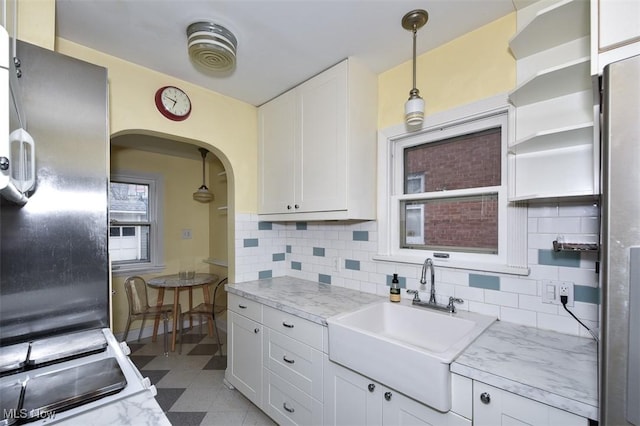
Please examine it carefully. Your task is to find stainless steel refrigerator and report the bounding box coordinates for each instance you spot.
[601,53,640,426]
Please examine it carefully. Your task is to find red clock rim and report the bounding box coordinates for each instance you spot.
[154,86,191,121]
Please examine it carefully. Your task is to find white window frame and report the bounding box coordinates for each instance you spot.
[109,171,165,276]
[375,94,529,275]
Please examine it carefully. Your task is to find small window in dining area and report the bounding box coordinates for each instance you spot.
[109,172,164,274]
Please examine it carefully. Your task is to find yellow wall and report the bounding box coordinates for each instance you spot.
[378,13,516,129]
[16,0,55,50]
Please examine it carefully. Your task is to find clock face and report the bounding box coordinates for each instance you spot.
[155,86,192,121]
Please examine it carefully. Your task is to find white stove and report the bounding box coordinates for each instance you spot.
[0,328,160,425]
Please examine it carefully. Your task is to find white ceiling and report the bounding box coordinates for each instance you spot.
[55,0,516,108]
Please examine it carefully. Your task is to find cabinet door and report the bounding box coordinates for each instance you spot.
[323,359,382,426]
[258,90,296,214]
[599,0,640,51]
[473,381,587,426]
[296,60,347,213]
[382,389,470,426]
[226,310,263,407]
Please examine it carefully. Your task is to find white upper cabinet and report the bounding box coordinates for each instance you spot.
[258,58,377,220]
[508,0,598,201]
[592,0,640,75]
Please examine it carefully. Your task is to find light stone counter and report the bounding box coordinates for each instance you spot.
[226,276,385,326]
[57,390,170,425]
[451,320,598,420]
[227,276,598,420]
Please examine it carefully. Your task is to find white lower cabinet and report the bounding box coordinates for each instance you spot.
[228,297,326,425]
[324,359,470,426]
[226,302,263,408]
[472,381,589,426]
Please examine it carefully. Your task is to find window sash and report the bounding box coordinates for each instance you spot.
[390,112,509,265]
[109,172,163,272]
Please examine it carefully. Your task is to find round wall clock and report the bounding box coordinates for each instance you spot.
[154,86,192,121]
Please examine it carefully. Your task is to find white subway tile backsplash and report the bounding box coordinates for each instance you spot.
[484,289,519,307]
[499,307,537,327]
[537,217,582,234]
[234,200,600,337]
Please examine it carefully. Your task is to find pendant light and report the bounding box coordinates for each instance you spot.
[402,9,429,126]
[193,148,214,203]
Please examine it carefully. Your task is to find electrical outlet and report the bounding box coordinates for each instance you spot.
[541,280,574,306]
[181,228,192,239]
[560,281,574,307]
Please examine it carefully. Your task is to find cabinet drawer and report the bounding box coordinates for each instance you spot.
[264,328,323,401]
[263,305,323,350]
[228,293,262,323]
[263,369,323,426]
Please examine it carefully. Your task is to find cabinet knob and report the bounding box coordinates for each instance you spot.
[254,328,259,334]
[287,205,292,210]
[294,204,299,209]
[368,383,375,392]
[384,391,392,401]
[480,392,491,404]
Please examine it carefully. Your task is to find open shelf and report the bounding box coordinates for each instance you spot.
[509,0,589,59]
[510,122,593,154]
[509,57,590,106]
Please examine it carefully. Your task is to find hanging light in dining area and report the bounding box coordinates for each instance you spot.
[402,9,429,127]
[193,147,214,203]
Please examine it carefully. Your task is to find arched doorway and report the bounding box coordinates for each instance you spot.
[109,131,232,341]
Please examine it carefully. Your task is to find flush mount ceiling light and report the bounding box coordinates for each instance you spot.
[402,9,429,127]
[187,21,237,72]
[193,147,214,203]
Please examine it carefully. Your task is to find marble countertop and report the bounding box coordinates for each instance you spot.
[451,320,598,420]
[227,276,598,420]
[226,276,385,325]
[58,389,170,425]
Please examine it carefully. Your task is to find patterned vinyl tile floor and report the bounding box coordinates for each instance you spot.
[128,328,275,426]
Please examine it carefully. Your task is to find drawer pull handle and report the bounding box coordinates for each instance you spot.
[480,392,491,404]
[238,304,247,309]
[282,322,294,328]
[283,402,295,413]
[384,391,392,401]
[283,355,295,364]
[368,383,375,392]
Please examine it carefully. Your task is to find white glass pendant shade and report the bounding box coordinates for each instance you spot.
[193,147,214,203]
[405,93,425,126]
[193,186,214,203]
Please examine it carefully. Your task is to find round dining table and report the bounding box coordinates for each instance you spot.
[147,273,219,352]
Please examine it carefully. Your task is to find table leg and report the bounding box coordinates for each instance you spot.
[203,284,214,337]
[189,288,193,329]
[172,288,180,352]
[152,288,165,342]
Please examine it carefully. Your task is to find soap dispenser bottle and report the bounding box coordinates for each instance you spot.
[390,274,401,302]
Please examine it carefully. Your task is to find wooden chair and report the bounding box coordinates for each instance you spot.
[123,275,179,355]
[180,277,228,354]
